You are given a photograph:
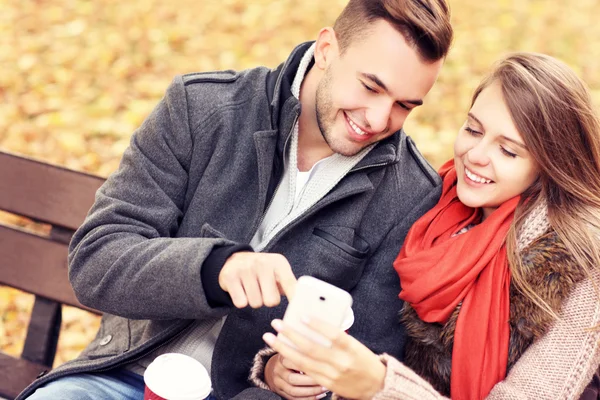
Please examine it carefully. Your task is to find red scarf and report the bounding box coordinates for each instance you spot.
[393,160,519,400]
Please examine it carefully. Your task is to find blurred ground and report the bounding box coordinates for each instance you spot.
[1,0,599,369]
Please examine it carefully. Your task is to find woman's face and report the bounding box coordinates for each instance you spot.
[454,82,539,220]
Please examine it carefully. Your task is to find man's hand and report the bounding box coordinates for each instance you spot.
[265,353,328,400]
[218,252,297,308]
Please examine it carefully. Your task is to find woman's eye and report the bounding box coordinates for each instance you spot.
[500,146,517,158]
[465,127,481,136]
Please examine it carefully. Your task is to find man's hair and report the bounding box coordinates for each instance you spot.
[333,0,453,62]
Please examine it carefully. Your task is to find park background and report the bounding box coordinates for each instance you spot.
[1,0,599,368]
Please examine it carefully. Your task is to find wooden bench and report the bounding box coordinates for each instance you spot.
[0,151,105,399]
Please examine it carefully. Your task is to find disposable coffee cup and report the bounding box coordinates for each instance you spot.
[341,306,354,333]
[144,353,212,400]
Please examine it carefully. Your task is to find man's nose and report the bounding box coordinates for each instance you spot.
[365,100,393,133]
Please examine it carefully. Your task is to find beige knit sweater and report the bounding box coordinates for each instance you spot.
[336,271,600,400]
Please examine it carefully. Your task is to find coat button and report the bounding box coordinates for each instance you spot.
[99,334,113,346]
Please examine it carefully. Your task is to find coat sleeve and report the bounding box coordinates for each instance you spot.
[68,76,238,320]
[335,271,600,400]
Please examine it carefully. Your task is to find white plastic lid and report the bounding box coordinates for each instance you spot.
[144,353,212,400]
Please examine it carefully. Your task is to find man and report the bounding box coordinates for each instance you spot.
[18,0,452,399]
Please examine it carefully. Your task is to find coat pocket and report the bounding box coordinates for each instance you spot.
[305,226,371,289]
[313,227,370,258]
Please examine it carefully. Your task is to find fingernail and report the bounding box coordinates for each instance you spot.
[316,393,328,399]
[263,333,275,345]
[301,315,311,324]
[321,387,328,391]
[271,319,283,331]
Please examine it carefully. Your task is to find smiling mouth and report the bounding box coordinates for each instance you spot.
[345,113,370,136]
[465,167,493,184]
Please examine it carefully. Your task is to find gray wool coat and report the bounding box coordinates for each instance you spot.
[18,42,442,400]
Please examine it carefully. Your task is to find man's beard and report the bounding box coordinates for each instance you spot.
[315,69,334,150]
[314,68,365,157]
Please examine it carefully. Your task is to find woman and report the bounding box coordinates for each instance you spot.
[254,52,600,399]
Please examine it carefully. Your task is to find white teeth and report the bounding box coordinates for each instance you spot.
[347,116,368,136]
[465,168,492,184]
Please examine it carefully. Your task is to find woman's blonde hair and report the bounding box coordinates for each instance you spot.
[472,53,600,317]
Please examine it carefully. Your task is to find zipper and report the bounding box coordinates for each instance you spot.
[249,113,298,242]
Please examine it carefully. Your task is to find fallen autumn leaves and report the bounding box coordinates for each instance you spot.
[1,0,599,370]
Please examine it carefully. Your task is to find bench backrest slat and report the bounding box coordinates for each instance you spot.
[0,150,104,313]
[0,225,87,309]
[0,151,104,230]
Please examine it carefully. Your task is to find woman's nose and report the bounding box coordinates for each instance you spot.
[466,142,491,166]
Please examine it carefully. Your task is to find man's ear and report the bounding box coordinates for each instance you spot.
[314,27,339,70]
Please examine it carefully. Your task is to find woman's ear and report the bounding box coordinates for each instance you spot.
[314,27,338,70]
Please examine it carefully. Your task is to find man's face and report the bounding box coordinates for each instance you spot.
[314,20,443,156]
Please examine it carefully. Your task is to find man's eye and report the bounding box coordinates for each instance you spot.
[362,82,376,92]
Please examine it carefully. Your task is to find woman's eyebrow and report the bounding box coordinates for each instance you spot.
[502,135,528,149]
[467,112,485,130]
[468,112,527,149]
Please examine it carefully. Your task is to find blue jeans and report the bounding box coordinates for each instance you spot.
[26,368,217,399]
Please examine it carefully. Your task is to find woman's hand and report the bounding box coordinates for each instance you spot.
[263,318,386,400]
[264,353,328,400]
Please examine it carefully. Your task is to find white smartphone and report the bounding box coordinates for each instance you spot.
[278,275,353,348]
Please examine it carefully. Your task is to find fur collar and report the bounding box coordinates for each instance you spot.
[401,231,586,396]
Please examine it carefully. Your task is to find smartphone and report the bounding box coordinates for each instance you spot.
[278,275,353,348]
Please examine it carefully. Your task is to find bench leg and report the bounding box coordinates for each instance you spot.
[21,296,61,368]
